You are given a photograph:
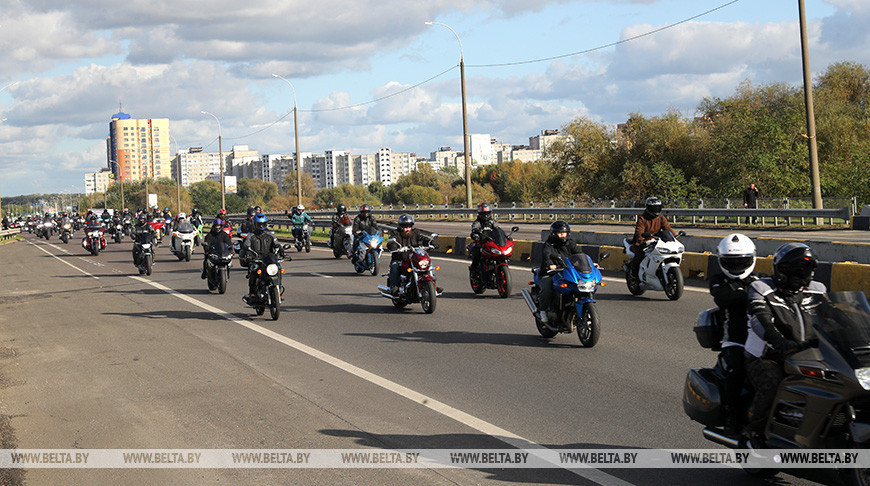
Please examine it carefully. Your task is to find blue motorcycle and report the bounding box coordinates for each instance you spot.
[521,252,608,347]
[352,228,384,276]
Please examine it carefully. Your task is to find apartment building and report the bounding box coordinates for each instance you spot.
[174,147,225,187]
[106,112,171,182]
[84,169,112,195]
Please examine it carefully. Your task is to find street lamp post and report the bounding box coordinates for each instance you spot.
[201,111,225,210]
[170,134,180,213]
[426,21,472,208]
[798,0,822,214]
[272,74,303,206]
[110,160,124,210]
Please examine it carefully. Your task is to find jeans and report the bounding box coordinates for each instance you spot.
[538,275,555,312]
[388,258,403,289]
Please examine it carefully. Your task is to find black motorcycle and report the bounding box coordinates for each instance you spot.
[132,233,155,276]
[244,244,291,320]
[684,291,870,484]
[293,223,312,253]
[205,244,233,294]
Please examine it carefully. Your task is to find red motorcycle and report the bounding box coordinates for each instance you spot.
[468,226,519,298]
[81,225,106,256]
[147,219,166,245]
[378,234,442,314]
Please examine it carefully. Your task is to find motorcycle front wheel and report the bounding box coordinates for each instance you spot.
[664,267,684,301]
[184,246,191,262]
[577,303,601,348]
[420,281,437,314]
[370,254,379,276]
[496,266,512,298]
[625,270,645,296]
[305,237,310,253]
[269,286,281,320]
[144,253,152,276]
[218,267,228,294]
[62,234,69,244]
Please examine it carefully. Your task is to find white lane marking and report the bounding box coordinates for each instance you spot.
[310,272,334,279]
[129,275,634,486]
[28,240,100,280]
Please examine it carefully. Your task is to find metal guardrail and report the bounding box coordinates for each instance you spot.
[290,206,851,226]
[0,228,20,241]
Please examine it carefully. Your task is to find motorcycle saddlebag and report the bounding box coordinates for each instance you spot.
[693,308,724,351]
[682,368,724,427]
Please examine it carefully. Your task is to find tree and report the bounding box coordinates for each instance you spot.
[547,117,618,199]
[395,185,442,205]
[189,180,222,215]
[237,178,279,208]
[313,183,380,208]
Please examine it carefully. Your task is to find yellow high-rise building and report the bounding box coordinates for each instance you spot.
[106,112,171,182]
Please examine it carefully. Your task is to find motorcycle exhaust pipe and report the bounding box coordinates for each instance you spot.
[702,428,741,448]
[377,285,393,299]
[520,289,537,315]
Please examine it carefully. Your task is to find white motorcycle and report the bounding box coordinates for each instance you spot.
[170,227,197,262]
[622,230,687,300]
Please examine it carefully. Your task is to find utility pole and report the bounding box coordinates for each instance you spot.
[798,0,823,212]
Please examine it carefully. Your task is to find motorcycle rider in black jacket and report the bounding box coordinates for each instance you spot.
[386,214,434,296]
[351,204,378,262]
[744,242,827,450]
[536,220,583,324]
[201,218,234,279]
[468,202,501,277]
[708,233,759,433]
[131,213,156,265]
[241,213,286,304]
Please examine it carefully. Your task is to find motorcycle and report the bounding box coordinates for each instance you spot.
[468,226,519,298]
[111,220,124,243]
[622,229,687,300]
[170,225,197,261]
[684,291,870,483]
[133,234,155,276]
[243,244,292,320]
[377,235,442,314]
[34,222,45,238]
[293,223,312,253]
[59,222,73,244]
[25,220,35,233]
[352,228,383,276]
[330,215,354,259]
[82,226,106,256]
[205,243,233,294]
[42,220,55,240]
[521,252,608,347]
[147,219,166,246]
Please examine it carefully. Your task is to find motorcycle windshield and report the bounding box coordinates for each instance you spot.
[814,292,870,368]
[489,228,507,247]
[657,229,676,242]
[176,222,195,232]
[566,254,593,274]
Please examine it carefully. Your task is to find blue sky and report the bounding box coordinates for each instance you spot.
[0,0,865,196]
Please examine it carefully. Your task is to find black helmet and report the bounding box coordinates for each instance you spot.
[398,214,414,229]
[137,213,147,224]
[360,204,372,216]
[254,206,262,213]
[773,242,818,292]
[550,220,570,245]
[477,202,492,220]
[645,197,662,216]
[336,204,347,215]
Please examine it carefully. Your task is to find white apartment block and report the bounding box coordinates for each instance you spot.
[228,145,259,180]
[376,148,393,185]
[324,150,352,188]
[174,147,224,187]
[353,154,377,186]
[470,134,494,166]
[510,147,544,163]
[84,169,112,195]
[529,129,563,154]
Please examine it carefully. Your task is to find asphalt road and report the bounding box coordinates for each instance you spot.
[0,234,831,485]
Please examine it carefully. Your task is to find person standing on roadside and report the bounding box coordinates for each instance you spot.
[742,183,759,224]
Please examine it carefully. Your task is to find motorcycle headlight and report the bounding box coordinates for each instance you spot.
[209,254,219,262]
[577,280,597,292]
[659,248,672,254]
[417,259,430,270]
[856,368,870,391]
[490,248,503,255]
[503,246,513,255]
[266,264,279,276]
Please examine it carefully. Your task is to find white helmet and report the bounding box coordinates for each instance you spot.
[296,204,305,211]
[177,212,187,220]
[716,233,756,279]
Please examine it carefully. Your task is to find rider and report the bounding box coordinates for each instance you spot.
[1,215,8,230]
[351,204,378,262]
[162,207,172,222]
[536,220,583,324]
[628,196,677,280]
[101,208,112,225]
[290,204,313,242]
[201,218,234,279]
[743,242,826,450]
[239,206,257,235]
[709,233,759,433]
[329,204,349,249]
[190,208,203,228]
[241,213,286,304]
[131,213,157,267]
[468,202,501,277]
[386,214,434,296]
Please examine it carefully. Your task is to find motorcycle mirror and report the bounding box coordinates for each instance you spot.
[282,243,293,250]
[641,232,653,239]
[678,230,687,237]
[430,233,439,239]
[511,226,520,233]
[600,251,610,261]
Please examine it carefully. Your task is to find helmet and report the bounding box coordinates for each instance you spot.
[716,233,756,279]
[253,213,268,234]
[254,206,262,213]
[773,243,818,292]
[123,208,129,213]
[177,212,187,220]
[549,220,570,245]
[397,214,415,229]
[360,204,372,216]
[296,204,305,212]
[645,197,662,216]
[246,206,256,218]
[218,208,227,217]
[477,202,493,220]
[137,213,147,224]
[191,208,199,215]
[164,207,169,211]
[211,219,224,231]
[336,204,347,215]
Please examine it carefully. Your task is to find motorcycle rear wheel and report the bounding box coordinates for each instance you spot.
[664,267,683,300]
[420,281,437,314]
[496,266,512,298]
[577,303,601,348]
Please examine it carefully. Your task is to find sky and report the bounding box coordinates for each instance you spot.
[0,0,866,197]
